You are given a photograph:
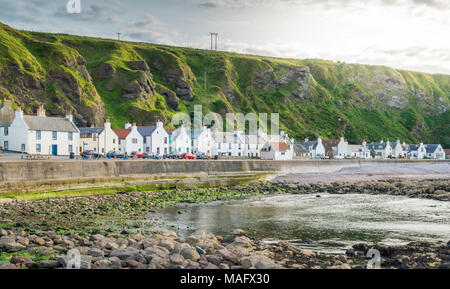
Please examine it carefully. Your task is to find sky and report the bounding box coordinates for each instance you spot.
[0,0,449,74]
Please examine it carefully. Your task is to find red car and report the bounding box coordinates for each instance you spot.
[130,151,143,158]
[181,153,195,160]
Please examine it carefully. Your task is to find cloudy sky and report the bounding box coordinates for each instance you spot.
[1,0,449,74]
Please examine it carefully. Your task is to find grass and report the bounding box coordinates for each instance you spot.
[0,22,449,146]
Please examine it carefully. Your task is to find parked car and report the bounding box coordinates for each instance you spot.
[196,152,208,160]
[82,150,101,159]
[106,151,124,159]
[164,152,179,159]
[143,153,159,160]
[130,151,143,159]
[181,153,195,160]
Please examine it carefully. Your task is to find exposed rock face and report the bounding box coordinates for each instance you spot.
[157,86,179,109]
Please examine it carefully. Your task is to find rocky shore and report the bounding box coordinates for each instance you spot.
[1,228,448,269]
[0,178,449,269]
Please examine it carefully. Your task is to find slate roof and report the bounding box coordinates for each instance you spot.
[408,144,420,151]
[23,115,78,132]
[294,143,309,154]
[368,142,389,150]
[79,127,104,135]
[137,126,156,137]
[425,144,440,154]
[113,129,131,139]
[348,144,369,152]
[303,141,318,150]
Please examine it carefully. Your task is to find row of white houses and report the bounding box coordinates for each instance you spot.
[0,101,445,160]
[294,137,446,160]
[0,101,295,160]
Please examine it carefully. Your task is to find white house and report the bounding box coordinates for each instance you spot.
[138,121,169,156]
[79,119,118,154]
[425,144,445,160]
[169,126,191,155]
[191,126,215,157]
[367,140,392,159]
[213,130,245,157]
[6,105,79,156]
[302,137,326,158]
[348,144,371,159]
[243,134,266,158]
[335,137,349,159]
[113,123,143,155]
[260,142,293,160]
[391,139,406,158]
[407,143,426,159]
[0,99,15,150]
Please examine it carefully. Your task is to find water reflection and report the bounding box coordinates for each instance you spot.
[150,194,450,254]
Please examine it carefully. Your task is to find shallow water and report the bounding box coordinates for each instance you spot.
[150,193,450,254]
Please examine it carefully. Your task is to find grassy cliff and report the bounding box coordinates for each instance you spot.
[0,22,448,146]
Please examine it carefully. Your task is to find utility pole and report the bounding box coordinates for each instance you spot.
[210,33,218,51]
[204,71,207,90]
[117,33,121,41]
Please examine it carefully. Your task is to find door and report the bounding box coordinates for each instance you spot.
[52,145,58,156]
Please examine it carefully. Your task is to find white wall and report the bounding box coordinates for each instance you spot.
[151,122,169,156]
[124,125,143,155]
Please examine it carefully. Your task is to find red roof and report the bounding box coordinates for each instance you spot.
[265,142,290,152]
[113,129,131,139]
[444,149,450,155]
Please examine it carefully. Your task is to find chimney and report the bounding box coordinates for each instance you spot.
[305,138,309,143]
[90,123,95,128]
[125,122,132,129]
[362,139,367,147]
[317,137,322,144]
[66,114,73,122]
[15,107,24,119]
[131,122,137,131]
[156,121,163,129]
[104,119,111,129]
[37,104,46,117]
[380,139,384,144]
[340,136,345,143]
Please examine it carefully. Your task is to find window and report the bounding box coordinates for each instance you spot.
[144,137,147,144]
[187,148,190,153]
[69,145,73,153]
[36,144,41,153]
[229,143,232,149]
[178,148,181,153]
[164,148,167,154]
[21,144,25,152]
[218,143,221,149]
[93,134,97,141]
[132,138,138,144]
[146,147,150,152]
[52,131,57,140]
[157,147,160,155]
[3,141,8,150]
[4,127,8,136]
[186,138,189,144]
[36,130,41,141]
[68,132,73,141]
[164,137,168,144]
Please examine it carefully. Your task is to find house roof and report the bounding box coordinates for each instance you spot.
[79,127,104,135]
[137,126,156,137]
[294,143,308,154]
[348,144,369,152]
[368,142,389,150]
[113,129,131,139]
[444,149,450,156]
[303,141,318,149]
[262,142,290,152]
[23,115,78,132]
[425,144,440,154]
[408,144,420,151]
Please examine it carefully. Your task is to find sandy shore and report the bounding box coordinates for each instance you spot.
[273,161,450,183]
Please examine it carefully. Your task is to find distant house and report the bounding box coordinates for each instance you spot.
[6,105,79,156]
[367,140,392,159]
[169,126,191,155]
[213,130,245,157]
[191,126,215,157]
[348,144,371,159]
[113,123,143,155]
[301,137,326,158]
[324,139,340,159]
[335,137,349,159]
[79,119,118,154]
[390,139,406,158]
[407,143,426,159]
[444,149,450,159]
[138,121,169,156]
[243,134,266,158]
[293,142,309,159]
[261,142,293,160]
[0,100,15,150]
[425,144,445,160]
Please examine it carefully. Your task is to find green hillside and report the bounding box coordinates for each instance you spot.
[0,22,448,147]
